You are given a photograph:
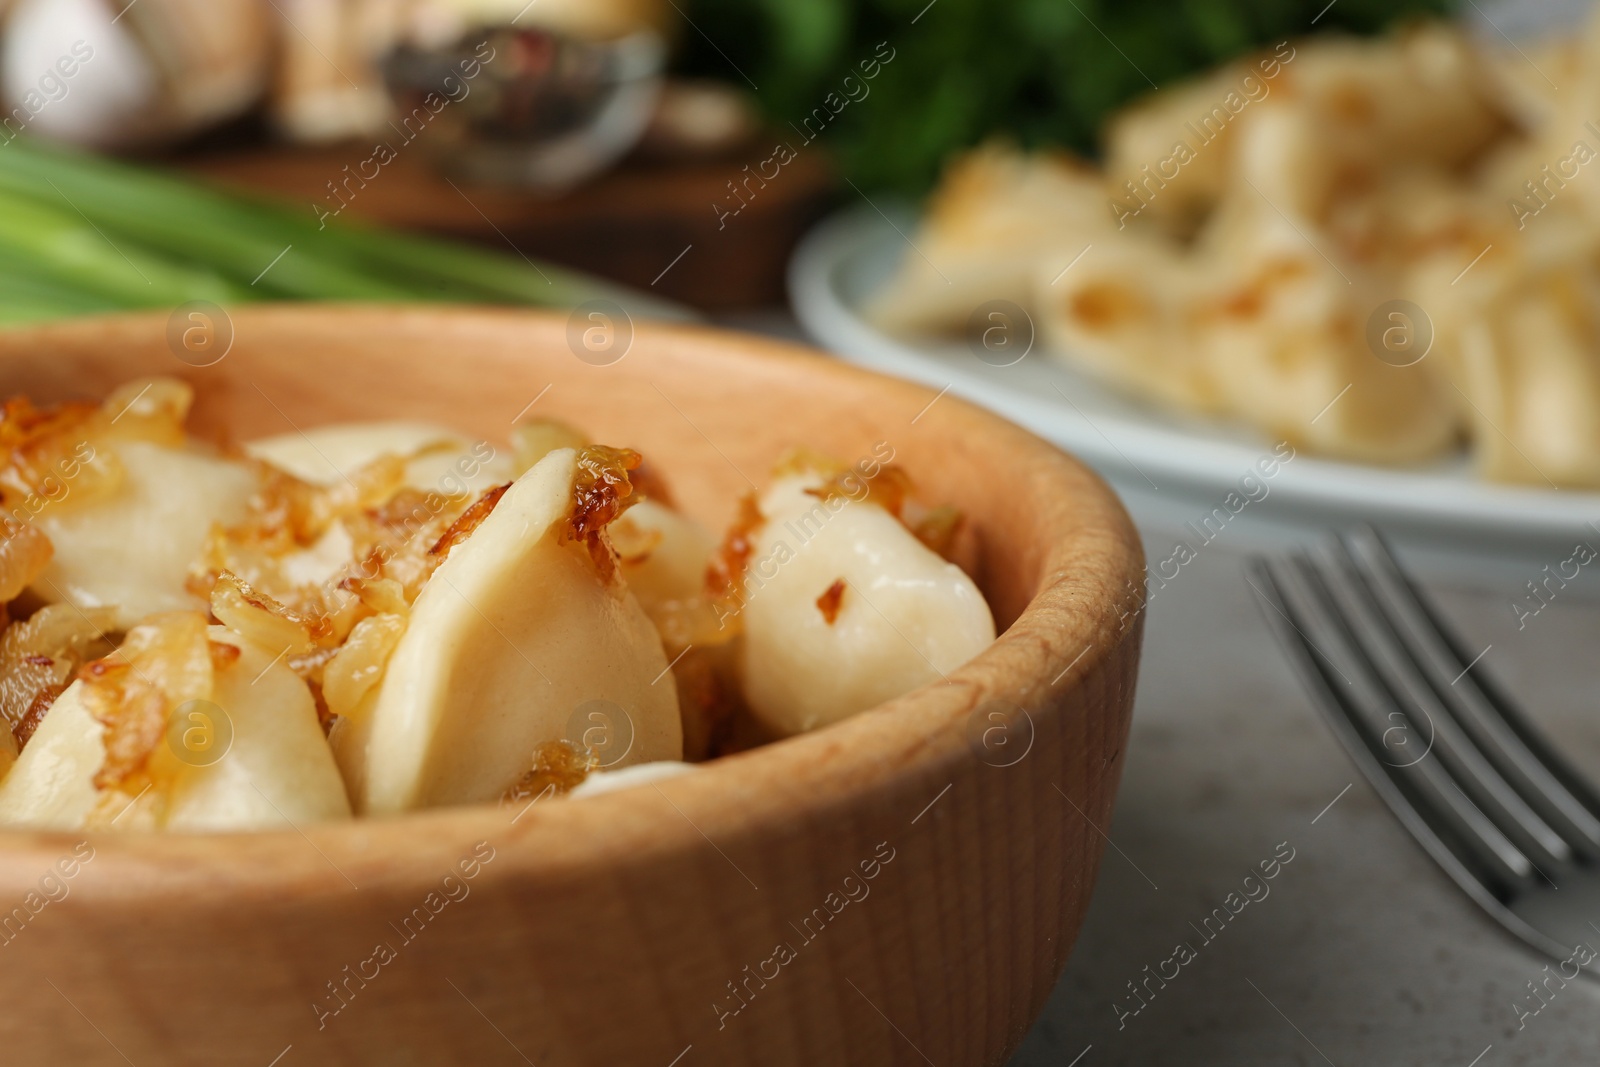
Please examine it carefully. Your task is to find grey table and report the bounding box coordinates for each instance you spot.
[1010,514,1600,1066]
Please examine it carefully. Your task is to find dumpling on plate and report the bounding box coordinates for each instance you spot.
[865,142,1113,337]
[1432,252,1600,487]
[1034,237,1220,415]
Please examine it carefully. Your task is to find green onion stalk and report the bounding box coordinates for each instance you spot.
[0,136,688,325]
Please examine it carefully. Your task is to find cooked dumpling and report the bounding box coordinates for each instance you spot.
[163,625,352,830]
[1443,260,1600,486]
[32,440,256,629]
[611,499,717,620]
[569,760,694,799]
[1035,237,1220,415]
[333,446,681,814]
[0,679,102,828]
[0,612,350,831]
[865,142,1113,337]
[736,463,995,737]
[18,380,257,629]
[508,417,721,636]
[247,420,513,494]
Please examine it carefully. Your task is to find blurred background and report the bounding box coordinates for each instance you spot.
[0,0,1455,316]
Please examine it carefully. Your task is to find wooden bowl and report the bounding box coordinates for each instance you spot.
[0,306,1143,1066]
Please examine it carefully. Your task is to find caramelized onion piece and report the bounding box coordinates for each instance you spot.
[345,576,409,617]
[767,452,964,559]
[804,464,914,518]
[0,517,53,602]
[209,572,317,654]
[0,376,199,528]
[78,611,213,792]
[0,394,121,510]
[908,504,964,560]
[13,687,59,751]
[0,603,116,750]
[99,377,191,447]
[501,739,595,806]
[815,579,846,625]
[190,458,476,651]
[705,492,762,612]
[556,446,641,581]
[429,483,511,559]
[566,446,639,543]
[322,612,407,722]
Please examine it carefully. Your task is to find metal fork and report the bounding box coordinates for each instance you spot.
[1249,527,1600,971]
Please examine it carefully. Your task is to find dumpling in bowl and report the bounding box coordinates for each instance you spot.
[330,445,682,814]
[0,608,350,831]
[724,453,995,737]
[246,420,513,494]
[12,379,257,629]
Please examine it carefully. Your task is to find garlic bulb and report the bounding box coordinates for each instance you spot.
[2,0,270,150]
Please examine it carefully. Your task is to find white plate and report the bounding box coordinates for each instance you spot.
[788,207,1600,561]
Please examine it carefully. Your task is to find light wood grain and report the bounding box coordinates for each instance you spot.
[0,306,1144,1066]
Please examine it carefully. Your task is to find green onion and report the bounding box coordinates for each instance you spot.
[0,195,246,307]
[0,259,123,325]
[0,136,688,322]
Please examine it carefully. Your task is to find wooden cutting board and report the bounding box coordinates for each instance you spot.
[183,143,837,311]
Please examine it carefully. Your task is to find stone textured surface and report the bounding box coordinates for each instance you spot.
[1013,512,1600,1066]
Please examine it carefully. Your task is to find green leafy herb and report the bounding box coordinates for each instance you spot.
[676,0,1457,193]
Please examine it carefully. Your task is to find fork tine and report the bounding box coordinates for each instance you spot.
[1314,538,1574,867]
[1343,527,1600,851]
[1247,557,1535,897]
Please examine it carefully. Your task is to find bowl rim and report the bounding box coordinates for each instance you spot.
[0,304,1141,896]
